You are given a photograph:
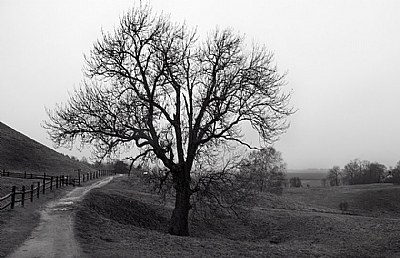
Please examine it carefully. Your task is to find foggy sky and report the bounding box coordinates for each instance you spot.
[1,0,399,169]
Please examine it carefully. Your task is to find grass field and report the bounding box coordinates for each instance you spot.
[74,176,400,257]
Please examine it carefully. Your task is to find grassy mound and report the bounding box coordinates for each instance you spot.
[75,176,400,257]
[79,190,169,231]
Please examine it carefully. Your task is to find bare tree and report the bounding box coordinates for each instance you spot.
[327,166,341,186]
[342,159,385,185]
[391,161,400,184]
[240,147,287,194]
[44,5,293,236]
[190,151,257,221]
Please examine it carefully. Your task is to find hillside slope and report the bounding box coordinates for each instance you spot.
[74,176,400,257]
[0,121,93,175]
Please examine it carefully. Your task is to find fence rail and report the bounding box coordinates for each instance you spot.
[0,169,115,211]
[0,170,53,180]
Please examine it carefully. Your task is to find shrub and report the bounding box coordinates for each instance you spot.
[339,201,349,213]
[289,177,302,188]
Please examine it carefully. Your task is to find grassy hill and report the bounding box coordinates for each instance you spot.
[0,121,93,176]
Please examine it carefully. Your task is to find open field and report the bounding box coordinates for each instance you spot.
[74,176,400,257]
[285,183,400,218]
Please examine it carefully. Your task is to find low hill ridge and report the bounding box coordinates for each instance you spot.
[0,121,92,175]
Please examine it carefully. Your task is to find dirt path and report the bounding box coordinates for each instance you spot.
[7,176,117,258]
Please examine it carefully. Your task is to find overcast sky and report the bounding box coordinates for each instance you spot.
[1,0,399,169]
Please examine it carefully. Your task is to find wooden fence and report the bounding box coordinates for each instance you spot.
[0,169,114,211]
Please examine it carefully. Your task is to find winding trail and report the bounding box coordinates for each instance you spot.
[7,175,117,258]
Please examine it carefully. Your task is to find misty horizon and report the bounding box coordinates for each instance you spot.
[1,0,399,170]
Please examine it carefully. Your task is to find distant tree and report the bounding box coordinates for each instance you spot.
[391,161,400,184]
[44,5,293,236]
[80,156,89,164]
[342,159,361,185]
[240,147,286,194]
[113,160,129,174]
[327,166,341,186]
[364,162,386,184]
[343,159,385,185]
[289,177,302,188]
[93,160,104,169]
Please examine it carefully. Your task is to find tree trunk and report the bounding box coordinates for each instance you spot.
[168,170,191,236]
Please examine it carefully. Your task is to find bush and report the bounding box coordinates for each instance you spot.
[339,201,349,213]
[289,177,302,188]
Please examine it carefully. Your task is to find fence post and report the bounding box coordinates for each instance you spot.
[50,176,53,190]
[30,184,34,202]
[11,186,16,209]
[55,176,58,189]
[24,171,27,178]
[42,174,46,195]
[37,182,40,198]
[78,169,81,185]
[66,176,69,186]
[21,186,25,207]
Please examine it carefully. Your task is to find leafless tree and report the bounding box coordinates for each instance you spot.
[240,147,287,194]
[342,159,385,185]
[44,4,293,236]
[327,166,341,186]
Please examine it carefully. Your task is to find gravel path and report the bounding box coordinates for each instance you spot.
[7,176,117,258]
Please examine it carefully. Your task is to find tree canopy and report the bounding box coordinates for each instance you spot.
[45,4,293,236]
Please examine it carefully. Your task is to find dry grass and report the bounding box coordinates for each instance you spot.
[284,183,400,217]
[75,176,400,257]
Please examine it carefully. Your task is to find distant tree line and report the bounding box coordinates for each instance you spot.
[326,159,400,186]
